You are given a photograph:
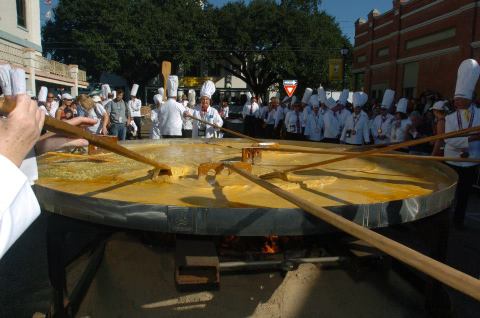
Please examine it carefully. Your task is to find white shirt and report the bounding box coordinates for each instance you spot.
[242,102,260,118]
[285,110,303,133]
[340,112,370,145]
[445,104,480,167]
[265,108,276,125]
[85,103,107,134]
[219,106,229,119]
[128,98,142,117]
[257,105,269,120]
[390,118,412,143]
[371,113,394,144]
[192,106,223,138]
[304,111,324,141]
[274,107,285,128]
[158,98,188,136]
[322,108,340,139]
[0,154,40,259]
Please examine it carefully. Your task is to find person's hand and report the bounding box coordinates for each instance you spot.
[35,117,97,154]
[101,126,108,135]
[0,95,45,167]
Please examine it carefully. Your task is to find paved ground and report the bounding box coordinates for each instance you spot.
[1,195,480,317]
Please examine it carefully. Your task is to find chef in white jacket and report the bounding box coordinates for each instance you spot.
[335,89,351,134]
[390,98,412,144]
[371,89,395,144]
[150,88,164,139]
[182,89,196,138]
[158,76,189,138]
[304,95,324,142]
[192,80,223,138]
[128,84,143,139]
[322,97,340,143]
[340,92,370,145]
[444,59,480,228]
[101,84,112,107]
[300,88,313,132]
[0,65,95,259]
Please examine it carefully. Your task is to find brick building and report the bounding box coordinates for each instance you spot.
[352,0,480,102]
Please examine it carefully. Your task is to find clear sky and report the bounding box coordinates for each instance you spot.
[41,0,392,42]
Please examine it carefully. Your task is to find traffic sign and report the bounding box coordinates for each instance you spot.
[283,80,298,97]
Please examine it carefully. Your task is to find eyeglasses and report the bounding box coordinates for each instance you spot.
[47,96,54,99]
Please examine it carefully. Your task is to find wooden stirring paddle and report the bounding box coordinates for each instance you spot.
[161,61,171,102]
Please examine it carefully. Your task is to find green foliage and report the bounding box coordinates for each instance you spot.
[43,0,351,95]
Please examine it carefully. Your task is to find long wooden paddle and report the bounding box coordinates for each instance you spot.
[260,125,480,180]
[244,146,480,164]
[0,98,172,176]
[226,163,480,302]
[185,113,261,143]
[161,61,171,102]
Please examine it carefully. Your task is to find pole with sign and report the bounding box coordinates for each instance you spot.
[283,80,298,97]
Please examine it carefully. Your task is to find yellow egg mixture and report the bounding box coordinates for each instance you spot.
[36,140,455,208]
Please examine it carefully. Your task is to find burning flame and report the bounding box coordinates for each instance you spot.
[262,236,280,254]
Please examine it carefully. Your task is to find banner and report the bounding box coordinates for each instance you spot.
[328,59,343,82]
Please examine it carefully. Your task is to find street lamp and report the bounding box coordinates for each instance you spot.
[340,47,349,89]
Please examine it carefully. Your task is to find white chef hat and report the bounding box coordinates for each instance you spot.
[454,59,480,100]
[101,84,111,99]
[92,95,102,103]
[153,94,161,105]
[38,86,48,103]
[188,89,196,106]
[301,88,313,104]
[309,94,319,107]
[338,89,349,106]
[318,85,327,105]
[246,92,252,100]
[326,97,336,109]
[353,92,368,108]
[130,84,139,97]
[112,90,117,99]
[62,93,73,100]
[396,98,408,114]
[158,87,164,94]
[167,75,178,97]
[381,89,395,108]
[200,80,216,99]
[0,64,12,96]
[10,68,26,96]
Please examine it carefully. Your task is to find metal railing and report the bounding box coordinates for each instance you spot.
[0,41,87,82]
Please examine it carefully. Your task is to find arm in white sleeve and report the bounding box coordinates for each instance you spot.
[0,155,41,259]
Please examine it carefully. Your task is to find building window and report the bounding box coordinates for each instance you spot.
[403,62,419,98]
[16,0,27,28]
[377,47,389,58]
[357,55,367,63]
[405,28,456,50]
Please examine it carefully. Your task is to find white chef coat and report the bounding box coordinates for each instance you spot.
[158,98,188,136]
[445,104,480,167]
[0,154,40,259]
[274,107,284,128]
[335,108,350,133]
[257,105,269,120]
[340,112,370,145]
[192,106,223,138]
[128,98,142,118]
[304,111,324,141]
[265,108,276,125]
[322,108,340,139]
[371,113,394,144]
[302,106,312,128]
[242,102,259,118]
[285,110,303,133]
[390,118,412,143]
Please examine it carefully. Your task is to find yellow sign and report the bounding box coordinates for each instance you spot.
[180,76,214,88]
[328,59,343,82]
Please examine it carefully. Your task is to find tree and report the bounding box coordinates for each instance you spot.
[42,0,215,86]
[213,0,351,97]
